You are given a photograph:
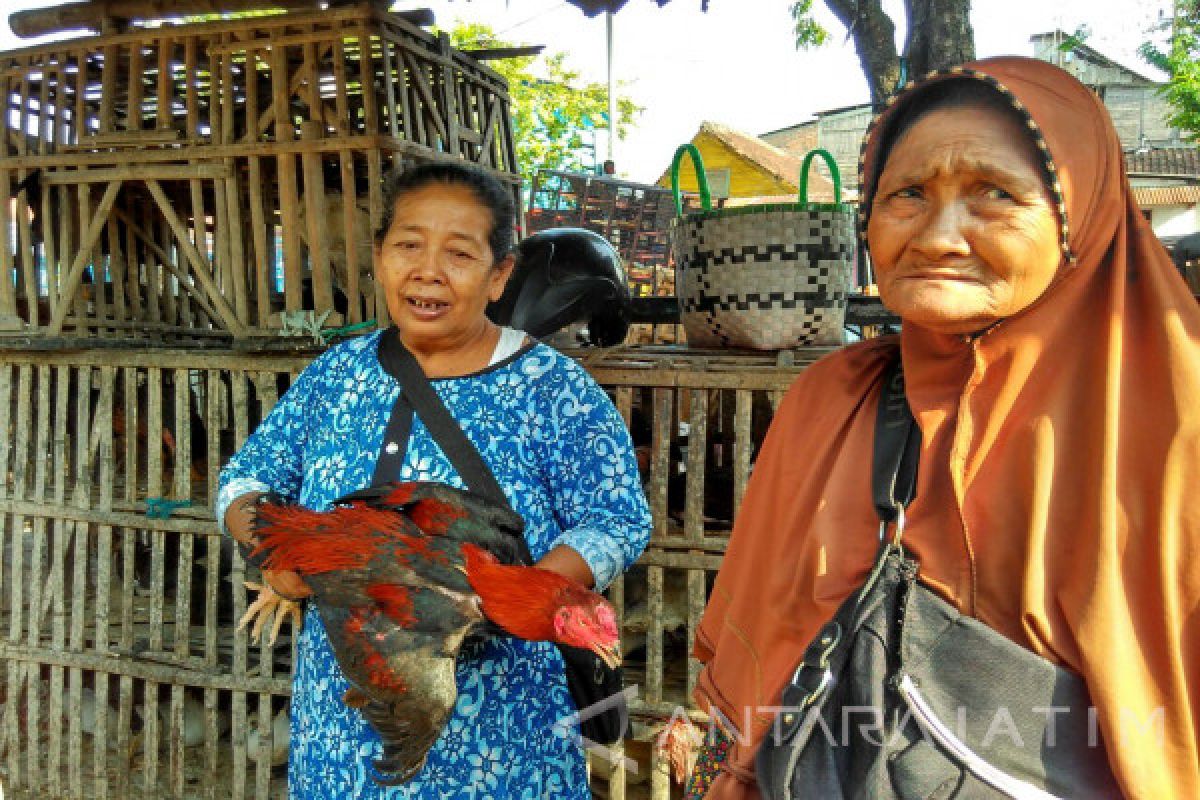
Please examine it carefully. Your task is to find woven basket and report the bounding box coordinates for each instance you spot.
[670,145,856,349]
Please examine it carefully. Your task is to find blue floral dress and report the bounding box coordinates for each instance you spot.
[216,331,652,799]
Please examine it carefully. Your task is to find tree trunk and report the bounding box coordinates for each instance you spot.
[824,0,901,106]
[904,0,976,79]
[822,0,975,106]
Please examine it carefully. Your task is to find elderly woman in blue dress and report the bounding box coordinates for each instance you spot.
[217,162,652,799]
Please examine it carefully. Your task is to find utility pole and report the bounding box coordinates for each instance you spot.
[606,10,616,164]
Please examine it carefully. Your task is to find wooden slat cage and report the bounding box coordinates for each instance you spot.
[0,6,829,798]
[0,345,820,799]
[0,6,520,343]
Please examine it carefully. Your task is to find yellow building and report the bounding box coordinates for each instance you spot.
[659,120,835,203]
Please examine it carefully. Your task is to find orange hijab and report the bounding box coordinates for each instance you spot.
[693,57,1200,799]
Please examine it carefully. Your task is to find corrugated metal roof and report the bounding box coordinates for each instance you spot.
[1132,185,1200,207]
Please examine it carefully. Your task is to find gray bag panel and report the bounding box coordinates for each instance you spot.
[755,547,1123,800]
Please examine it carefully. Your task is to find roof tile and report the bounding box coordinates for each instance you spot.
[1125,147,1200,177]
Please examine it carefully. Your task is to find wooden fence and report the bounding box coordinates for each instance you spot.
[0,345,820,799]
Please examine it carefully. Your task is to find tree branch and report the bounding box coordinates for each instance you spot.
[823,0,901,105]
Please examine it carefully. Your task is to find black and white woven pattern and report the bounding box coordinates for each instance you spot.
[672,207,856,349]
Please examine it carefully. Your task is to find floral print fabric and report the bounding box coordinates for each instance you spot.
[684,726,733,798]
[217,331,652,799]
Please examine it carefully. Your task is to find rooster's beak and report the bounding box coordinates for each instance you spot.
[595,641,621,670]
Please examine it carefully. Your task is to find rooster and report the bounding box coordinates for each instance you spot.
[241,481,620,785]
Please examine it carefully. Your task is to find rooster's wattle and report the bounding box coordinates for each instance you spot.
[245,481,620,784]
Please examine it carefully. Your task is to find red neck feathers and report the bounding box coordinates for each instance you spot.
[460,544,571,642]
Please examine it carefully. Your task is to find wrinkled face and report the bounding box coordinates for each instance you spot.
[374,183,514,350]
[554,601,620,669]
[867,105,1063,335]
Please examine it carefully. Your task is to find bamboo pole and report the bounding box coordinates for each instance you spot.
[247,154,271,329]
[203,373,221,800]
[185,35,207,332]
[47,180,122,333]
[254,372,278,798]
[0,365,11,763]
[3,365,33,788]
[358,32,379,138]
[300,121,334,314]
[683,389,706,545]
[733,390,752,516]
[114,367,136,799]
[9,0,325,39]
[112,207,223,325]
[647,564,663,707]
[437,32,461,156]
[25,367,49,788]
[107,215,128,326]
[126,41,144,132]
[270,45,303,315]
[46,367,69,794]
[38,56,58,326]
[160,211,179,328]
[67,365,91,795]
[156,36,172,131]
[331,36,350,138]
[143,200,162,324]
[143,367,164,796]
[339,151,361,323]
[123,212,141,320]
[169,371,192,797]
[99,43,117,133]
[15,71,40,329]
[74,183,93,326]
[0,169,15,324]
[229,370,250,800]
[145,179,247,335]
[381,39,399,138]
[367,148,384,321]
[221,51,250,326]
[92,366,114,799]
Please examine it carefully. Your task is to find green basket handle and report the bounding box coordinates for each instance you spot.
[670,143,713,216]
[798,148,841,206]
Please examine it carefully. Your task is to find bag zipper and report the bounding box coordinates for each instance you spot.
[895,673,1063,800]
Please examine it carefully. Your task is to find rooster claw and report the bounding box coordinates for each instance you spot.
[656,716,703,786]
[239,580,303,647]
[371,754,425,786]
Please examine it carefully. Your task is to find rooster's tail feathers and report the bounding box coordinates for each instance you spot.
[251,504,381,574]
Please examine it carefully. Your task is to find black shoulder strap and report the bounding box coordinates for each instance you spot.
[872,355,920,523]
[373,327,511,509]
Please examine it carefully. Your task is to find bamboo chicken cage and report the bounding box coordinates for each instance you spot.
[0,3,520,343]
[0,5,827,799]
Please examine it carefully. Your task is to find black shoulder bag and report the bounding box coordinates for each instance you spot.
[372,327,628,746]
[755,356,1121,799]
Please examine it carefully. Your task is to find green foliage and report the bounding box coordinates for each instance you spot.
[789,0,829,49]
[1056,24,1092,54]
[443,22,642,184]
[1139,2,1200,141]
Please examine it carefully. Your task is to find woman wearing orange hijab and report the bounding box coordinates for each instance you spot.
[689,57,1200,798]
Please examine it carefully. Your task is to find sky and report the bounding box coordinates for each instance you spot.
[0,0,1176,182]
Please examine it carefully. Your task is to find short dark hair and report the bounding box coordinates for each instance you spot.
[375,161,516,265]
